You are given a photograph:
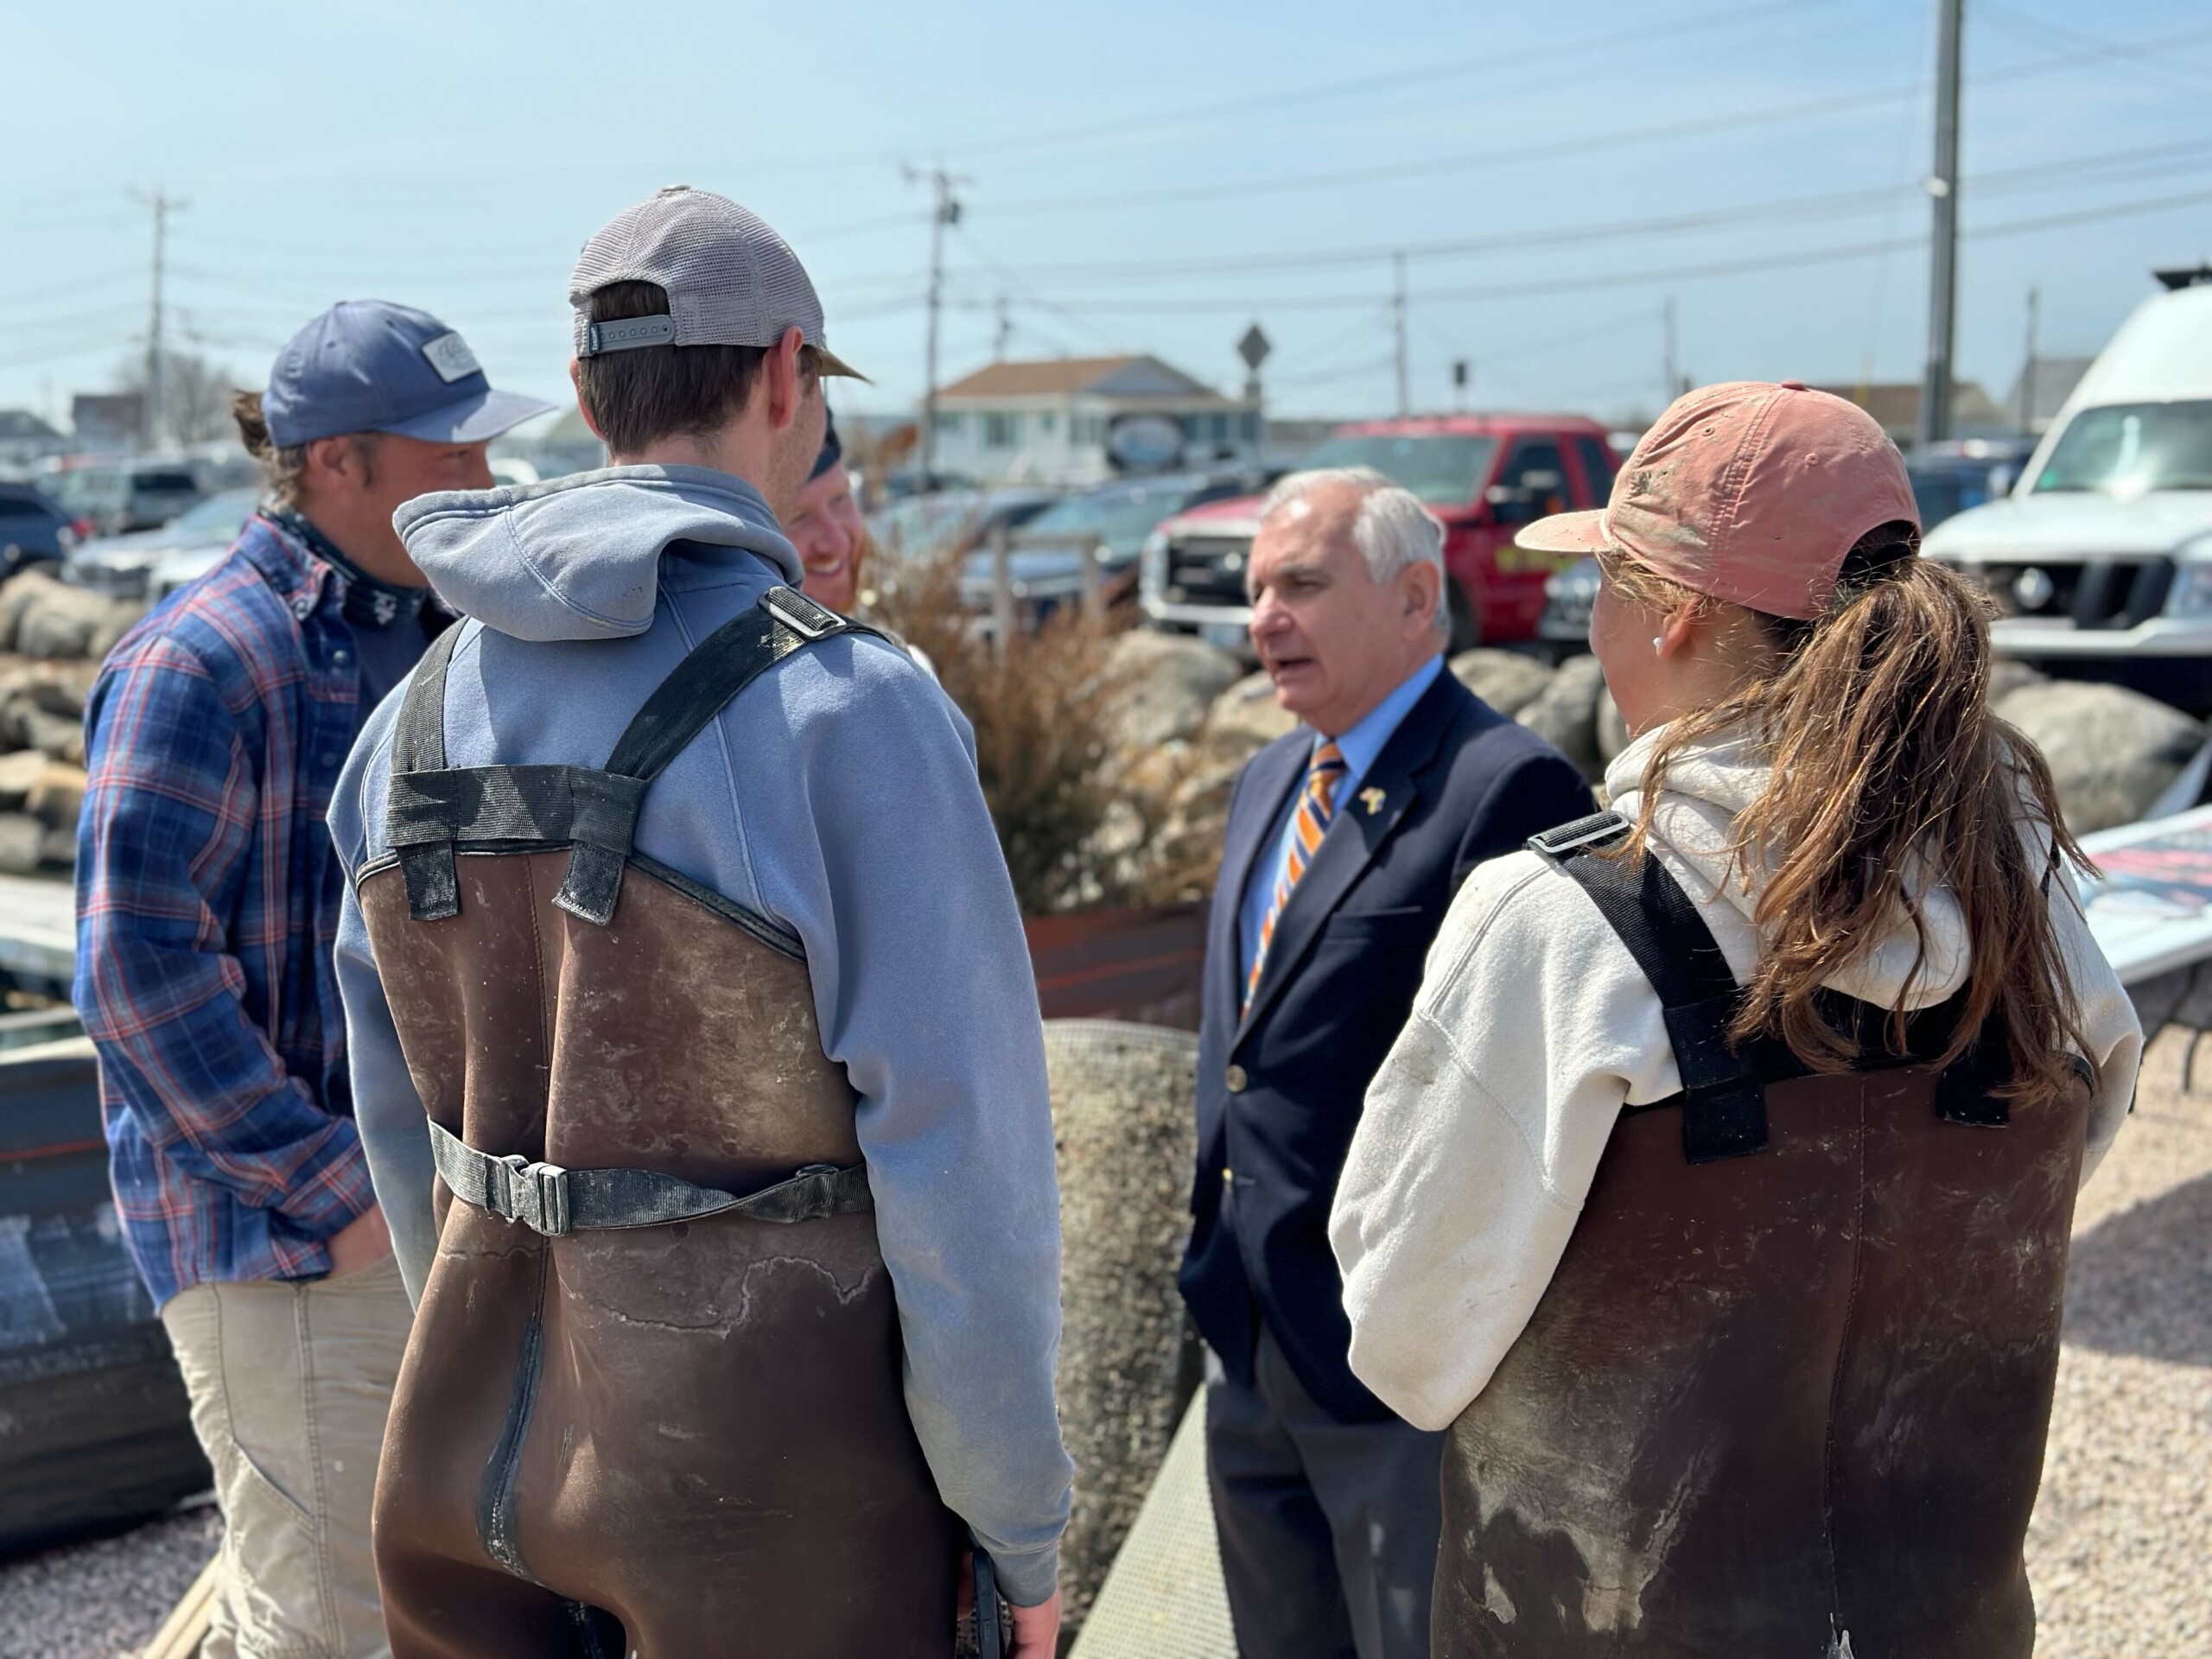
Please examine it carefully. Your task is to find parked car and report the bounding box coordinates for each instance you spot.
[66,486,259,600]
[0,483,90,578]
[1926,267,2212,711]
[869,487,1061,566]
[40,458,205,536]
[963,472,1268,626]
[1140,416,1618,652]
[1907,438,2035,530]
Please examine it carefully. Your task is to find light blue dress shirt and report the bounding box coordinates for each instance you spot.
[1237,652,1446,989]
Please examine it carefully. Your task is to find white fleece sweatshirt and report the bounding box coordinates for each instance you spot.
[1328,724,2144,1433]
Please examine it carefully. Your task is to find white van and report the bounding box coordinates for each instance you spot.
[1925,268,2212,710]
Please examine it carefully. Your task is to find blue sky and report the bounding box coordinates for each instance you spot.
[4,0,2209,432]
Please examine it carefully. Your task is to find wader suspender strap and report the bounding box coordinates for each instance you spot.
[385,587,884,1235]
[424,1116,874,1236]
[1529,811,2013,1163]
[386,587,881,925]
[1531,812,1770,1162]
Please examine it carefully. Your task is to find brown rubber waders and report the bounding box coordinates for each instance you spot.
[359,592,962,1657]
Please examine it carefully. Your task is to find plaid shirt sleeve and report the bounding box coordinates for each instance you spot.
[76,632,372,1239]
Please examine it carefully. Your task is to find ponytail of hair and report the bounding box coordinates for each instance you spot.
[1608,524,2096,1113]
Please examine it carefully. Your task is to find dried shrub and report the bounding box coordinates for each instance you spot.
[871,548,1203,916]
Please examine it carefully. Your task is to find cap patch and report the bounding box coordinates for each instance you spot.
[420,332,482,384]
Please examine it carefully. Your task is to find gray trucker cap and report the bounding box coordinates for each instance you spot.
[568,186,864,379]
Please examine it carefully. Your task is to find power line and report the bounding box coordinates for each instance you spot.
[978,86,1912,219]
[1976,3,2212,96]
[924,0,1828,162]
[891,134,2212,296]
[967,18,2212,222]
[979,180,2212,316]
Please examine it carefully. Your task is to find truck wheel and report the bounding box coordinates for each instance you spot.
[1446,579,1480,654]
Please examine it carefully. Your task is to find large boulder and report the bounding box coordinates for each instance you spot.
[1203,670,1297,750]
[1045,1019,1202,1639]
[1515,652,1609,781]
[0,658,95,721]
[0,748,46,812]
[26,760,86,831]
[1448,648,1553,717]
[1998,681,2207,834]
[15,581,123,660]
[1986,658,2048,705]
[1104,632,1244,753]
[0,813,42,874]
[2,694,84,764]
[0,569,67,653]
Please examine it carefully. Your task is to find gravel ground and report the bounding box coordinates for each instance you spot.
[0,1503,216,1658]
[2,1020,2202,1656]
[2026,1018,2212,1656]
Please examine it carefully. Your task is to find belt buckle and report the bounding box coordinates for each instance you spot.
[491,1152,572,1237]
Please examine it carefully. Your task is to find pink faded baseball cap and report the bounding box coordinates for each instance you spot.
[1517,380,1919,621]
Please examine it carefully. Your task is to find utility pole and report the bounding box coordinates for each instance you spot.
[1662,296,1680,402]
[1391,251,1409,417]
[1918,0,1964,448]
[132,188,184,451]
[2018,285,2040,435]
[994,295,1012,361]
[904,165,964,484]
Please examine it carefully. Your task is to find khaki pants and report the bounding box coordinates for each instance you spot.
[161,1256,411,1659]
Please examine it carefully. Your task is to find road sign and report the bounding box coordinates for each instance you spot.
[1236,325,1271,372]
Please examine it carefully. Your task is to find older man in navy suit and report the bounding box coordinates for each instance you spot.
[1178,467,1593,1659]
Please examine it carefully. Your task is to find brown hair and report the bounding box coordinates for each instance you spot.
[232,390,309,506]
[1601,523,2094,1112]
[575,281,820,456]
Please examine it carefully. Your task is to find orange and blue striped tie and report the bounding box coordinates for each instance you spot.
[1245,740,1348,1011]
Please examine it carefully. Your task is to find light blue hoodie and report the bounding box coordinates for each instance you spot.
[328,463,1071,1604]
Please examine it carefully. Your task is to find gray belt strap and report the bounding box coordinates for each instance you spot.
[427,1117,873,1238]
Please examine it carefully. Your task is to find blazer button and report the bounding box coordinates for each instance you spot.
[1225,1064,1249,1093]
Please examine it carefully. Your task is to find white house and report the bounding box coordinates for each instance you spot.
[929,355,1260,486]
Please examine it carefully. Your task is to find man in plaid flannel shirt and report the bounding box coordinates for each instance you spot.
[75,301,548,1659]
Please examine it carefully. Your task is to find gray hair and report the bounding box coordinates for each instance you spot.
[1258,466,1450,633]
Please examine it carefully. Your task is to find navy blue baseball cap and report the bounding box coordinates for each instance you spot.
[262,300,555,448]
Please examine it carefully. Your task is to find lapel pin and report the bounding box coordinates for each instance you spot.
[1360,787,1386,817]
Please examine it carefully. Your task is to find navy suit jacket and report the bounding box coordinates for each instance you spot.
[1176,666,1596,1422]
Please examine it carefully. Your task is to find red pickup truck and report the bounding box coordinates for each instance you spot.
[1137,414,1618,651]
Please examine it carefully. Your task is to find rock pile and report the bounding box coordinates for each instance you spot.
[0,571,138,876]
[1993,675,2206,835]
[1044,1019,1203,1640]
[1103,639,2212,874]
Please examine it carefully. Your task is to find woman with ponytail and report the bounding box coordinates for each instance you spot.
[1329,383,2140,1659]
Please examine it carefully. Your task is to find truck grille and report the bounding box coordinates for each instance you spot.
[1967,558,2173,629]
[1163,537,1253,607]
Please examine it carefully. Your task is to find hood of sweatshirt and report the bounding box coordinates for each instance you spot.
[393,464,804,643]
[1604,723,1977,1010]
